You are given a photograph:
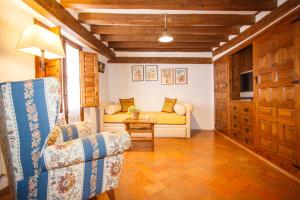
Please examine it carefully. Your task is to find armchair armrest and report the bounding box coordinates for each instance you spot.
[46,121,95,146]
[41,130,131,171]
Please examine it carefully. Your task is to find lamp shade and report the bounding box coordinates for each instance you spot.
[16,24,65,59]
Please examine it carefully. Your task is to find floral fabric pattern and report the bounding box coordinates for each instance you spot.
[102,154,123,192]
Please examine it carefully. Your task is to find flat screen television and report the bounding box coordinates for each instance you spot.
[240,71,253,99]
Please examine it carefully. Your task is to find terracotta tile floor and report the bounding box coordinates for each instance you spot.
[98,131,300,200]
[1,131,300,200]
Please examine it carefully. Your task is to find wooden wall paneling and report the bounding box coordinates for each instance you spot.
[294,19,300,168]
[254,15,300,177]
[80,51,99,107]
[214,56,230,135]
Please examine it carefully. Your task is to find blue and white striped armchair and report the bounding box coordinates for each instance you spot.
[0,78,130,200]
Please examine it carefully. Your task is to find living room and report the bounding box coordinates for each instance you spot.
[0,0,300,200]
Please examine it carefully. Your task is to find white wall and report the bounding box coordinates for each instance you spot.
[0,0,35,82]
[107,63,214,130]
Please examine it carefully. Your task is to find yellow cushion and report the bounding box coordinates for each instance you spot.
[119,98,135,112]
[161,98,177,113]
[104,112,186,125]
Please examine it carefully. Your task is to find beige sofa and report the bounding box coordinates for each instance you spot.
[99,103,193,138]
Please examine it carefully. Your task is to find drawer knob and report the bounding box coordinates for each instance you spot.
[245,138,249,143]
[244,108,249,112]
[244,119,248,123]
[245,128,250,133]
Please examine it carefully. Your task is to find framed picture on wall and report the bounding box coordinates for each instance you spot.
[145,65,158,81]
[161,68,174,85]
[132,65,144,81]
[175,68,188,84]
[98,61,105,73]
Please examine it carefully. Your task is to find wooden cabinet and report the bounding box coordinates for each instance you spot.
[254,15,300,173]
[214,56,230,135]
[230,101,254,149]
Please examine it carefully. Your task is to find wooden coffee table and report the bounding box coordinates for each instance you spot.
[123,118,156,151]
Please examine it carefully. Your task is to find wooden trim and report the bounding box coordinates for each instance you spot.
[61,0,277,11]
[108,42,220,49]
[0,186,9,196]
[79,13,254,26]
[215,131,300,184]
[91,25,241,36]
[23,0,115,59]
[213,0,300,57]
[101,35,228,43]
[108,57,212,64]
[113,48,212,52]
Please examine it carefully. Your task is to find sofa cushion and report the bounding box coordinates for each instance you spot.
[174,104,187,116]
[161,97,177,113]
[105,104,122,115]
[119,98,135,112]
[104,112,186,125]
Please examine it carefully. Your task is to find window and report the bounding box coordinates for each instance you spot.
[65,42,81,123]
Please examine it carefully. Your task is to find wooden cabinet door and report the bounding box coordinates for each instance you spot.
[254,16,300,170]
[80,51,99,108]
[214,56,230,135]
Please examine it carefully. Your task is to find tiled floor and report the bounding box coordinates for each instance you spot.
[1,131,300,200]
[98,131,300,200]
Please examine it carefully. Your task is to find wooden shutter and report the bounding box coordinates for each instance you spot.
[80,51,99,107]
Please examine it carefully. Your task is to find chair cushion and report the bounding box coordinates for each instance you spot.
[119,98,134,112]
[161,97,177,113]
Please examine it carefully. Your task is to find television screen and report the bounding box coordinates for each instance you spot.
[240,71,253,92]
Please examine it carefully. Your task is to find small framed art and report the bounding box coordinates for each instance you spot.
[175,68,188,84]
[161,68,174,85]
[145,65,158,81]
[98,61,105,73]
[132,65,144,81]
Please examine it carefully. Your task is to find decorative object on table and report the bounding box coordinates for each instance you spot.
[145,65,158,81]
[128,105,140,120]
[119,97,135,112]
[123,118,156,151]
[98,61,105,73]
[16,24,65,76]
[158,13,173,43]
[175,68,188,84]
[132,65,144,81]
[161,68,174,85]
[161,97,177,112]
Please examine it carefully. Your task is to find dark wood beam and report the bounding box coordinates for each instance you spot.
[114,48,212,52]
[101,35,228,43]
[22,0,115,59]
[61,0,277,11]
[79,13,254,26]
[108,42,220,49]
[213,0,300,56]
[108,57,212,64]
[91,25,241,36]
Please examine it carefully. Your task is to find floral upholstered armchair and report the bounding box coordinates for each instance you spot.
[0,78,130,200]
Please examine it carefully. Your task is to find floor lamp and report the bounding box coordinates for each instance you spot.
[16,24,65,76]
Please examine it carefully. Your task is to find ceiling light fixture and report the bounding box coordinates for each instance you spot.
[158,13,173,43]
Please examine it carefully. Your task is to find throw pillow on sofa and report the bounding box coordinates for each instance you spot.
[174,103,186,116]
[161,97,177,113]
[105,104,122,115]
[119,97,135,112]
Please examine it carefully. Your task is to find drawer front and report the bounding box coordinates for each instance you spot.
[240,115,253,126]
[231,104,241,113]
[241,105,253,115]
[243,135,254,147]
[231,113,240,121]
[241,125,253,136]
[231,122,240,132]
[232,131,242,141]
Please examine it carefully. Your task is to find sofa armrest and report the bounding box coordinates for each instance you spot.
[46,121,95,146]
[41,130,131,171]
[182,103,193,138]
[99,102,115,132]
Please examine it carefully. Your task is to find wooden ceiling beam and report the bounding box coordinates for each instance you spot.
[108,42,220,49]
[108,57,212,64]
[213,0,300,56]
[114,48,212,52]
[61,0,277,11]
[101,35,228,43]
[79,13,254,26]
[22,0,115,59]
[91,25,241,36]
